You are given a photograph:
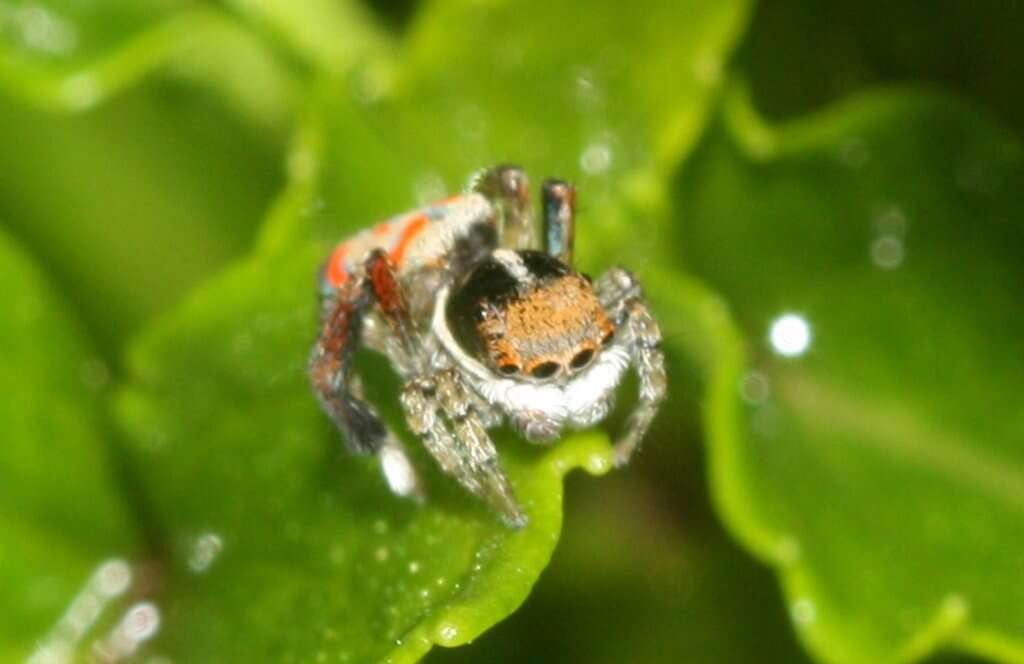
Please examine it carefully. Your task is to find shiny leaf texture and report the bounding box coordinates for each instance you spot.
[0,0,208,110]
[115,242,616,662]
[429,476,813,664]
[110,0,754,658]
[674,86,1024,663]
[0,230,137,661]
[269,0,751,264]
[0,85,282,358]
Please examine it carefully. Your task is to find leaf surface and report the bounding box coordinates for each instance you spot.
[0,230,137,659]
[674,85,1024,663]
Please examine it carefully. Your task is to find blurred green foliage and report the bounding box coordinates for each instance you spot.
[0,1,1021,663]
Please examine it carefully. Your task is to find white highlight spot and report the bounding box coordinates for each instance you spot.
[96,559,132,597]
[27,559,133,664]
[381,446,417,497]
[579,142,613,175]
[122,603,161,642]
[791,598,817,627]
[870,235,904,270]
[769,314,812,358]
[95,602,161,660]
[437,622,459,644]
[586,452,611,474]
[188,532,224,574]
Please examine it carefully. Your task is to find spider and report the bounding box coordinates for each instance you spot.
[309,165,666,527]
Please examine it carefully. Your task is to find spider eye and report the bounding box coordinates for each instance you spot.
[499,363,520,375]
[601,330,615,346]
[530,361,560,379]
[569,349,594,370]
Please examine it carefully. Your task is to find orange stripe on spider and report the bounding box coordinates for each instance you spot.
[389,214,429,266]
[325,243,349,287]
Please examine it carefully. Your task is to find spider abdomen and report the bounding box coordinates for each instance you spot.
[319,193,494,292]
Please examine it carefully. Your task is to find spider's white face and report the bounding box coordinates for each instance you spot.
[471,343,630,428]
[432,255,630,437]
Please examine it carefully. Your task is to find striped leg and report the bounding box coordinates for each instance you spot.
[310,250,425,497]
[401,370,527,528]
[594,268,667,466]
[541,179,575,265]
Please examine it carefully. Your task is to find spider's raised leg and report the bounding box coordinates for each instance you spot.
[472,164,535,250]
[401,370,527,528]
[595,268,667,466]
[310,250,424,497]
[541,179,575,265]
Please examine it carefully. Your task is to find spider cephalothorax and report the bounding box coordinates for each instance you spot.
[309,165,666,527]
[446,249,614,381]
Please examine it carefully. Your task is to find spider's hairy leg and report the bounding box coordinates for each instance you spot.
[364,248,425,373]
[541,179,575,265]
[401,370,527,528]
[309,251,425,497]
[310,279,387,454]
[471,164,535,250]
[595,268,667,466]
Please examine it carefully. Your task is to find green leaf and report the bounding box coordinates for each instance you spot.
[429,477,813,664]
[673,85,1024,663]
[0,79,284,358]
[0,229,137,659]
[0,1,297,132]
[269,0,752,263]
[738,0,1024,137]
[112,1,756,659]
[222,0,391,75]
[0,0,203,110]
[115,244,614,661]
[396,0,750,176]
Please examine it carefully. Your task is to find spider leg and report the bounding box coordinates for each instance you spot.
[595,268,667,466]
[310,278,385,454]
[363,248,426,374]
[309,250,426,497]
[402,370,527,528]
[472,164,535,250]
[541,179,575,265]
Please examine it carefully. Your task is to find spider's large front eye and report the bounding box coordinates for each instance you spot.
[499,363,520,375]
[530,361,560,379]
[569,348,594,370]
